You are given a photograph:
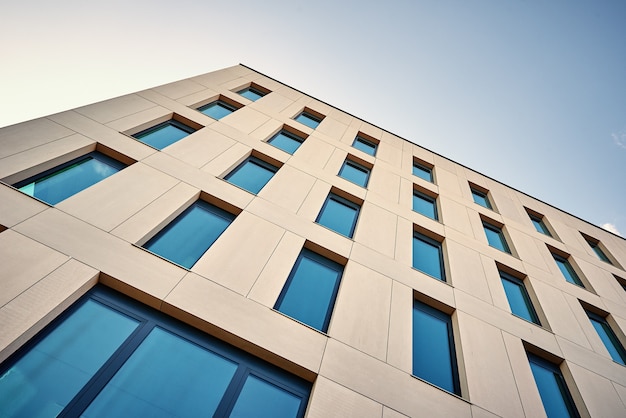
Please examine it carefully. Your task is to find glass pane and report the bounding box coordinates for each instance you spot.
[590,243,611,263]
[413,193,437,220]
[554,257,582,286]
[229,375,301,418]
[268,131,304,154]
[238,88,264,101]
[484,225,510,253]
[352,138,376,156]
[83,327,238,417]
[501,276,539,324]
[339,161,369,187]
[528,357,578,418]
[0,300,139,417]
[294,113,320,129]
[276,251,343,332]
[412,236,443,280]
[589,316,626,365]
[413,303,457,394]
[18,153,124,205]
[472,190,491,209]
[199,101,236,119]
[531,217,551,236]
[316,196,359,237]
[413,164,432,182]
[135,123,191,150]
[225,158,277,194]
[144,202,234,268]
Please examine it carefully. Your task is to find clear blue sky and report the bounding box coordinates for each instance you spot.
[1,0,625,236]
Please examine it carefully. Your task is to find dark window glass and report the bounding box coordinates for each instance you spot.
[586,311,626,365]
[0,287,311,418]
[527,354,580,418]
[500,272,541,325]
[483,222,511,253]
[471,188,492,209]
[352,136,377,156]
[132,120,195,150]
[413,163,433,182]
[586,240,611,264]
[144,201,235,268]
[315,194,360,238]
[553,255,583,287]
[198,100,238,119]
[14,152,125,205]
[237,87,266,101]
[294,112,322,129]
[274,249,343,332]
[338,160,370,187]
[268,130,305,154]
[225,156,278,194]
[412,233,445,281]
[413,191,438,220]
[530,215,551,237]
[412,301,460,395]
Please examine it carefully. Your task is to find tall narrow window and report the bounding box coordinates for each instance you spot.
[197,100,239,120]
[338,159,371,187]
[294,111,323,129]
[225,156,278,194]
[552,254,584,287]
[315,193,361,238]
[483,221,511,254]
[13,152,126,205]
[413,190,438,220]
[527,354,580,418]
[500,272,541,325]
[352,136,378,156]
[274,249,344,332]
[144,201,235,268]
[585,310,626,365]
[413,300,460,395]
[583,235,613,264]
[413,161,433,182]
[268,129,306,154]
[528,213,552,237]
[413,232,445,281]
[471,187,492,209]
[132,119,196,150]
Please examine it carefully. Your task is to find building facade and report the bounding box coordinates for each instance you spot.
[1,64,625,417]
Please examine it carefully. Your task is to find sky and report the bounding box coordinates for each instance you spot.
[1,0,625,236]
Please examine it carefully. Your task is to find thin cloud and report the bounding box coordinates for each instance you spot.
[611,130,626,149]
[601,223,621,236]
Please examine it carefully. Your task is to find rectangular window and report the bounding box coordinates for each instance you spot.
[483,221,511,254]
[132,119,196,150]
[144,200,235,268]
[500,272,541,325]
[315,193,361,238]
[413,161,433,182]
[352,136,378,156]
[274,249,344,332]
[527,353,580,418]
[225,156,278,194]
[413,190,438,220]
[585,310,626,365]
[268,129,306,154]
[471,187,492,209]
[413,232,445,281]
[413,300,460,395]
[0,286,311,417]
[237,85,268,101]
[583,235,612,264]
[13,152,126,205]
[197,100,239,120]
[338,159,371,187]
[529,214,552,237]
[294,111,323,129]
[552,254,584,287]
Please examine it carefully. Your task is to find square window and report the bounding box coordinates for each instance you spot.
[197,100,238,120]
[413,300,460,395]
[482,221,511,254]
[338,159,371,187]
[471,187,492,209]
[413,232,445,281]
[224,156,278,194]
[268,129,306,154]
[413,161,433,182]
[13,152,126,205]
[413,190,438,220]
[585,309,626,365]
[237,85,267,101]
[274,249,344,332]
[294,111,323,129]
[527,353,580,418]
[143,200,235,268]
[132,119,196,150]
[552,253,584,287]
[500,272,541,325]
[315,193,361,238]
[352,136,378,156]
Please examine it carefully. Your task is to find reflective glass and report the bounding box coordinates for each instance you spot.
[413,192,437,220]
[225,157,278,194]
[587,313,626,365]
[471,189,492,209]
[229,375,302,418]
[528,355,579,418]
[275,250,343,332]
[144,201,235,268]
[501,274,540,324]
[483,223,511,253]
[413,301,459,395]
[316,194,360,238]
[268,130,305,154]
[238,87,265,101]
[0,300,139,417]
[553,255,583,286]
[531,216,551,236]
[84,327,238,417]
[16,152,125,205]
[412,234,444,280]
[338,160,370,187]
[198,101,237,119]
[294,112,321,129]
[352,137,377,156]
[133,121,193,150]
[413,163,433,182]
[588,241,611,263]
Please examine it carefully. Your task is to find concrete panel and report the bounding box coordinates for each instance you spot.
[105,105,172,133]
[164,129,236,168]
[0,117,74,158]
[447,239,492,303]
[152,79,207,100]
[252,92,294,113]
[436,167,463,197]
[386,281,413,371]
[557,336,626,386]
[258,165,317,213]
[221,107,272,134]
[383,407,409,418]
[0,184,48,227]
[568,362,626,418]
[201,142,250,177]
[353,202,397,259]
[307,376,383,418]
[289,136,336,172]
[368,166,401,204]
[75,94,156,124]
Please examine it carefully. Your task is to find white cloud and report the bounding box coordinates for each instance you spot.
[611,130,626,149]
[601,223,621,236]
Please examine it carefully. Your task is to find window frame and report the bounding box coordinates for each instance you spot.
[224,155,279,194]
[552,253,584,287]
[412,232,446,281]
[471,187,493,210]
[585,310,626,365]
[315,193,361,238]
[294,111,323,129]
[412,161,433,182]
[526,353,581,418]
[582,235,613,265]
[352,136,378,156]
[412,189,438,221]
[482,221,511,254]
[197,100,239,120]
[131,119,196,150]
[267,129,306,154]
[499,271,541,325]
[528,214,552,237]
[236,85,268,101]
[338,158,371,187]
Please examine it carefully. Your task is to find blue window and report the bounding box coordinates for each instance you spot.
[197,100,238,119]
[413,191,438,220]
[413,233,445,281]
[413,300,460,395]
[413,162,433,182]
[500,272,541,325]
[552,254,583,287]
[585,310,626,365]
[527,354,580,418]
[294,111,323,129]
[338,159,370,187]
[584,237,612,264]
[483,221,511,254]
[530,214,551,237]
[13,152,126,205]
[144,201,235,268]
[315,193,360,238]
[132,119,196,150]
[268,129,306,154]
[471,187,492,209]
[0,287,311,417]
[274,249,344,332]
[225,156,278,194]
[237,86,267,101]
[352,136,378,156]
